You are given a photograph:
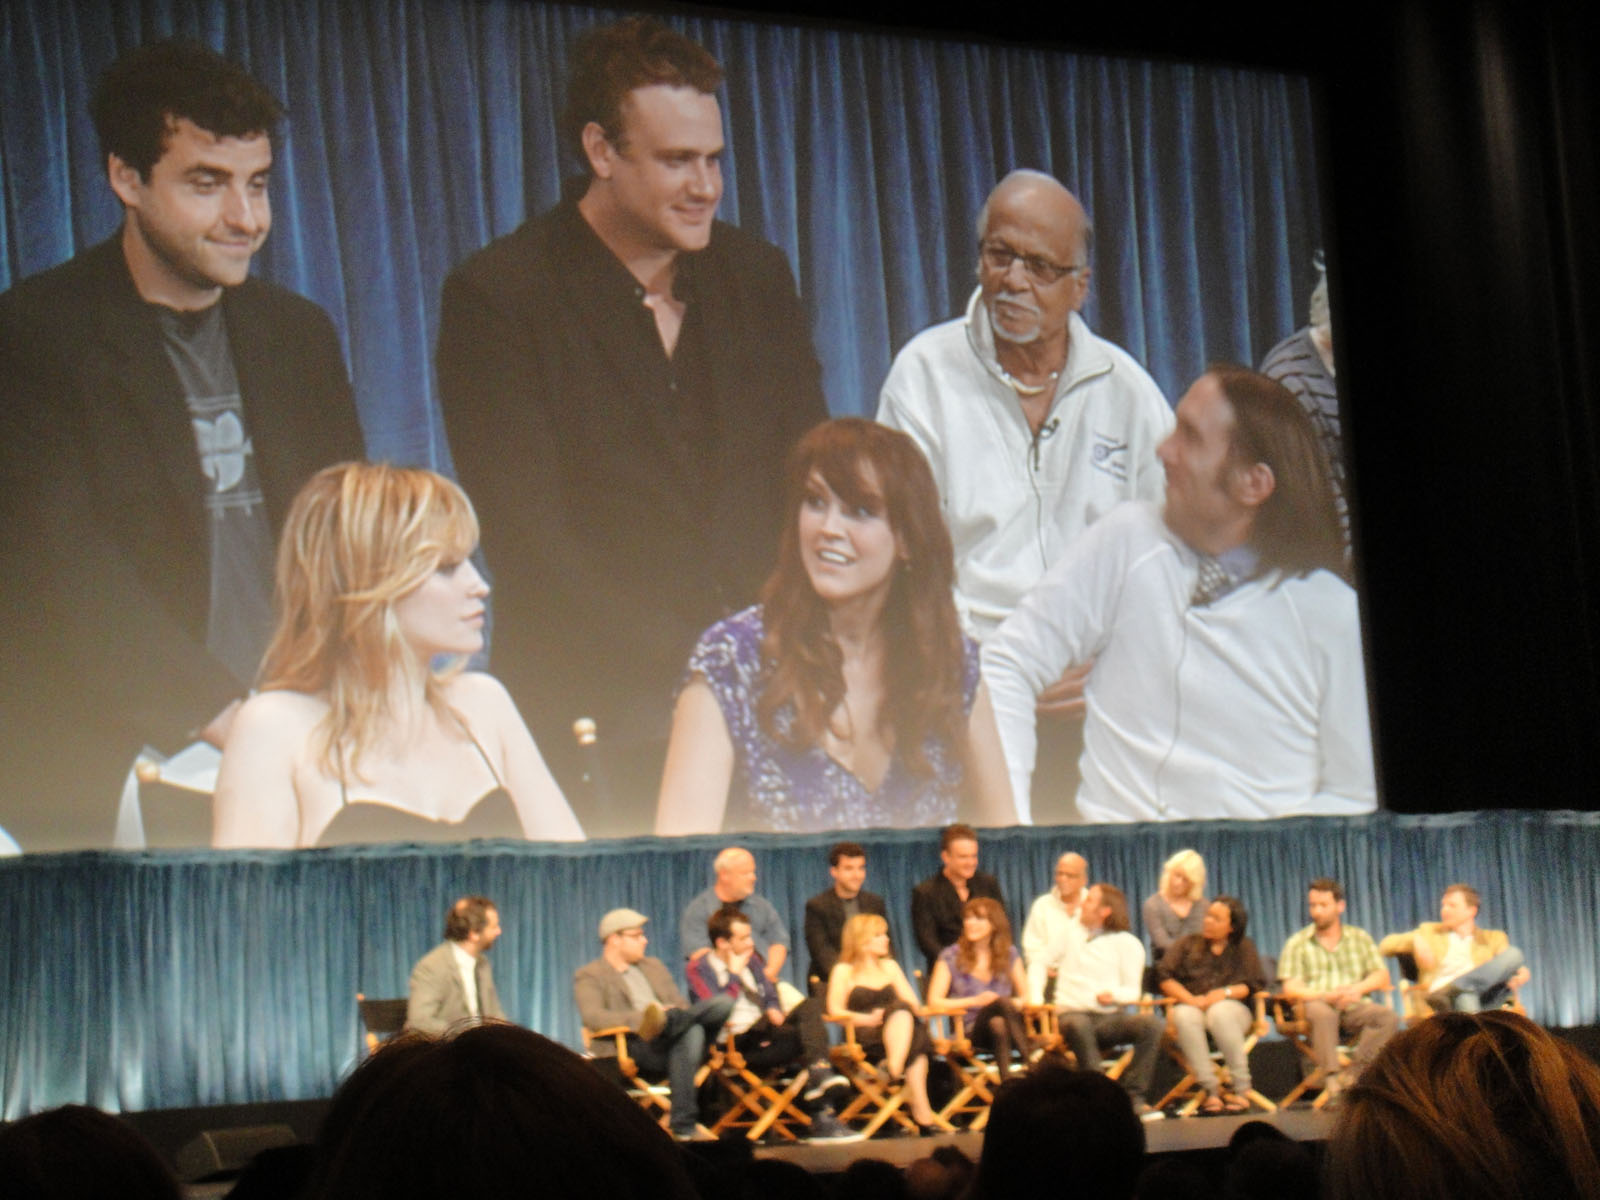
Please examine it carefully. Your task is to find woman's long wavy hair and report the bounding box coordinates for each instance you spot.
[955,896,1013,976]
[256,462,479,779]
[757,419,966,778]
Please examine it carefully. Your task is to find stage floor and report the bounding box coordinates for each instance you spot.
[755,1104,1332,1173]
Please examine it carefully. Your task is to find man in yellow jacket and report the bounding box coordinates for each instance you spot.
[1379,884,1529,1013]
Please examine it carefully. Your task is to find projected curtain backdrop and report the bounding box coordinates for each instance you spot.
[0,0,1324,471]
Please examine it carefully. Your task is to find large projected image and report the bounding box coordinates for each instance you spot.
[0,1,1364,851]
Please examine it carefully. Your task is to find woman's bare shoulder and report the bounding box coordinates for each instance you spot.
[232,689,327,738]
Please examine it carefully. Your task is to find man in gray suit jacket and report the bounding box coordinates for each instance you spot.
[407,896,506,1035]
[574,907,731,1140]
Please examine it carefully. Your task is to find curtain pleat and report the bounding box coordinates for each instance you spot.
[1,0,1324,449]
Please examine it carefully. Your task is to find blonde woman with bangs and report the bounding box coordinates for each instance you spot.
[1143,849,1207,956]
[213,462,583,847]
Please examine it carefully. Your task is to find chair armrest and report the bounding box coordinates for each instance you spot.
[583,1025,637,1068]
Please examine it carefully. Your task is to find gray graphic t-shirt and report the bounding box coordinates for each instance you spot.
[158,303,275,687]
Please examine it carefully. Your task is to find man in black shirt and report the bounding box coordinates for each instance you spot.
[804,841,892,986]
[436,18,828,836]
[0,40,362,850]
[911,823,1007,975]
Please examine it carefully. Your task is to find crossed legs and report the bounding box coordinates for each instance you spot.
[631,996,733,1135]
[881,1008,936,1125]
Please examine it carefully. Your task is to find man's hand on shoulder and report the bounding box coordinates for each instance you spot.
[1036,660,1093,721]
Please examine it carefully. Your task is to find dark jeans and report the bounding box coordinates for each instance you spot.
[630,996,733,1134]
[733,996,830,1073]
[1057,1009,1163,1100]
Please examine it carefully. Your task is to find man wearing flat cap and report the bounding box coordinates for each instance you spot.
[574,907,732,1139]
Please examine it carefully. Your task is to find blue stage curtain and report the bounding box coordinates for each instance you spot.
[0,0,1323,463]
[1,810,1596,1117]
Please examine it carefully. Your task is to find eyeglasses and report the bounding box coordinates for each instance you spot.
[980,241,1087,286]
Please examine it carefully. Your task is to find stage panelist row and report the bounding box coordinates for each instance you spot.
[0,40,363,851]
[436,17,827,835]
[213,463,583,847]
[983,366,1376,821]
[655,419,1015,833]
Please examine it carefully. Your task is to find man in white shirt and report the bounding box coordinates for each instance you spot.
[1052,884,1164,1120]
[877,170,1172,824]
[1021,851,1089,1004]
[407,896,506,1034]
[983,365,1375,821]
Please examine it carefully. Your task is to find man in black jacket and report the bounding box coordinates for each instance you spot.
[436,18,827,836]
[0,40,362,851]
[804,841,892,986]
[911,823,1007,976]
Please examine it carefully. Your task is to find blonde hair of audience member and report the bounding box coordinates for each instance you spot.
[827,912,938,1126]
[213,462,583,847]
[655,418,1015,834]
[1326,1011,1600,1200]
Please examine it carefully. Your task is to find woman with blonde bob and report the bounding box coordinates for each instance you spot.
[827,912,939,1131]
[655,418,1014,834]
[213,462,583,847]
[1143,848,1207,956]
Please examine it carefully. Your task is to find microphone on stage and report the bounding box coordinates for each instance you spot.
[1039,417,1061,439]
[571,717,614,813]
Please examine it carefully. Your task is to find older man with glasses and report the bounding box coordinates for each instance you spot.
[877,169,1172,824]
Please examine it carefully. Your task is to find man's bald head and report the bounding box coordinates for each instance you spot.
[714,846,757,900]
[977,170,1093,263]
[976,170,1093,350]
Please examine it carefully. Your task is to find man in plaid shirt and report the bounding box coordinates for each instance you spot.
[1278,877,1399,1102]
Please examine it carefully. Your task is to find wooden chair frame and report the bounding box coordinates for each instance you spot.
[1268,983,1394,1109]
[925,1003,1001,1130]
[581,1024,714,1136]
[706,1033,813,1142]
[824,1013,948,1137]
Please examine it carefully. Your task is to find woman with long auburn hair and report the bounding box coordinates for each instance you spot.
[212,462,583,847]
[654,418,1014,833]
[926,896,1032,1077]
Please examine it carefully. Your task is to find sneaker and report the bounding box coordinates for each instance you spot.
[672,1125,716,1142]
[806,1111,864,1143]
[1134,1100,1166,1122]
[804,1065,849,1102]
[638,1002,667,1042]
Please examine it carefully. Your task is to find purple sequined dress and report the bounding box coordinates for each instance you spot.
[686,606,979,831]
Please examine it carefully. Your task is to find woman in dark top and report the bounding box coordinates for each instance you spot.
[1157,895,1266,1113]
[214,463,583,847]
[827,912,938,1129]
[927,897,1032,1077]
